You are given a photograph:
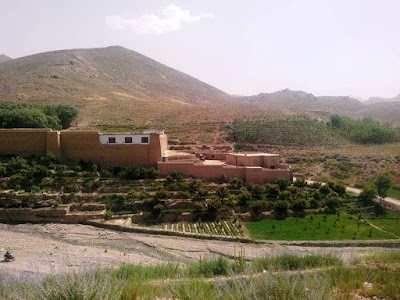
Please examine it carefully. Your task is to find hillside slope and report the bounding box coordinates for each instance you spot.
[0,46,234,126]
[0,46,399,129]
[365,94,400,105]
[0,54,12,63]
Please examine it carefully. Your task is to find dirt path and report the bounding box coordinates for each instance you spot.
[1,223,399,279]
[301,179,400,212]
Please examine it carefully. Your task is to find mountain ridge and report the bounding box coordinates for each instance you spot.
[0,46,399,127]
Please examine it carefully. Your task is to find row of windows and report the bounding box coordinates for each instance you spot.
[107,136,149,144]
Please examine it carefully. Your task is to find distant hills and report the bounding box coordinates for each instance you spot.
[0,46,399,128]
[365,94,400,105]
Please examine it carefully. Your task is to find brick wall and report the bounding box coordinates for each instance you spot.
[0,129,165,167]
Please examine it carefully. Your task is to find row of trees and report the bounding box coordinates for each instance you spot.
[0,102,78,129]
[330,115,400,144]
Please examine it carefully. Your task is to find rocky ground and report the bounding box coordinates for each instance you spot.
[1,223,399,279]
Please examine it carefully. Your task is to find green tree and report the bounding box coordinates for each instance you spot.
[250,200,267,215]
[374,173,392,198]
[358,184,376,205]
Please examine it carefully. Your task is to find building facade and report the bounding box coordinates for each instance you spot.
[0,129,167,166]
[0,128,291,184]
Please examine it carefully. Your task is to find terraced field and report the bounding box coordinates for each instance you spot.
[156,220,246,237]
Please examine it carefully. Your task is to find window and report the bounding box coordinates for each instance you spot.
[141,136,149,143]
[125,137,133,144]
[108,137,116,144]
[253,158,258,163]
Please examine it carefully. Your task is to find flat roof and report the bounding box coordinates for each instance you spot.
[227,153,279,157]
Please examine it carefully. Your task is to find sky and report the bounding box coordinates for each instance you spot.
[1,0,399,99]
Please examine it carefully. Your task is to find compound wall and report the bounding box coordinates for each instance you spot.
[0,129,165,166]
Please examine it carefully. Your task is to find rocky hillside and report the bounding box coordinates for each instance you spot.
[0,46,236,126]
[0,46,399,129]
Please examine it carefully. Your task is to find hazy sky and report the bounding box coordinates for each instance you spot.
[1,0,399,99]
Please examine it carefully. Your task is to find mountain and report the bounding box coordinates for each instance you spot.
[0,46,235,126]
[0,46,399,129]
[0,54,12,63]
[365,94,400,105]
[235,89,364,120]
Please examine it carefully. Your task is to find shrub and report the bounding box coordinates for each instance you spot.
[265,184,280,199]
[273,200,289,217]
[206,197,222,212]
[277,178,290,190]
[358,184,376,205]
[249,184,264,200]
[188,257,229,277]
[319,184,332,196]
[216,186,230,199]
[291,198,308,212]
[118,166,158,180]
[228,177,244,189]
[238,188,252,205]
[328,181,346,196]
[374,173,392,198]
[250,200,268,215]
[104,210,113,220]
[294,178,307,188]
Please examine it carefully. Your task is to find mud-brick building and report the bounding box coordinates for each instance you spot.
[0,128,292,184]
[158,153,293,184]
[0,128,167,166]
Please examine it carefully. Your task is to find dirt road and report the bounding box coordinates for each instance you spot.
[1,223,399,279]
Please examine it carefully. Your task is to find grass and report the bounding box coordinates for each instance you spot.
[2,252,400,300]
[245,214,395,240]
[388,186,400,199]
[362,211,400,237]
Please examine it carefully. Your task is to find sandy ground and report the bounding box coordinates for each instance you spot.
[0,223,399,279]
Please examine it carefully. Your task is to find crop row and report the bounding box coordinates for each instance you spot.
[161,220,245,237]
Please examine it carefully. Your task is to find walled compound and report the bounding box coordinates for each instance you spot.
[0,128,292,184]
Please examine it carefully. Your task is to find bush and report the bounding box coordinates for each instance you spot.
[265,184,280,199]
[118,166,158,180]
[238,188,252,205]
[277,178,290,191]
[0,102,78,130]
[188,257,229,277]
[291,198,308,212]
[328,181,346,195]
[104,210,113,220]
[228,177,244,189]
[294,178,307,188]
[319,184,332,196]
[216,186,230,199]
[206,197,222,212]
[358,184,376,205]
[330,115,400,144]
[250,200,268,215]
[273,200,289,217]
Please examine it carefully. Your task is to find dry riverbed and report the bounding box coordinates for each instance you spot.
[0,223,399,279]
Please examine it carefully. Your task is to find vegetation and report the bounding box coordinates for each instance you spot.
[230,117,345,147]
[1,252,400,299]
[230,115,400,148]
[246,214,394,240]
[330,115,400,144]
[374,172,392,198]
[0,101,78,129]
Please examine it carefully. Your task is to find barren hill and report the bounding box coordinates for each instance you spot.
[0,54,12,63]
[365,94,400,105]
[0,46,399,130]
[0,46,236,127]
